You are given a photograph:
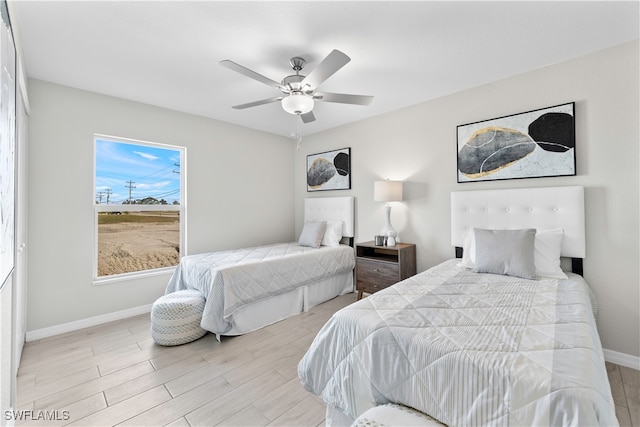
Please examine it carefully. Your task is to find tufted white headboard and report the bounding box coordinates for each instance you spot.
[305,196,355,238]
[451,186,585,258]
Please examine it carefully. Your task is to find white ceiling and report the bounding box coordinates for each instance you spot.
[10,1,640,139]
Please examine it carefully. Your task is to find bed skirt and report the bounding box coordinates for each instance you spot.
[325,405,355,426]
[218,271,353,338]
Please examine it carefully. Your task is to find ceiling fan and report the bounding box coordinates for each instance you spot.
[219,49,373,124]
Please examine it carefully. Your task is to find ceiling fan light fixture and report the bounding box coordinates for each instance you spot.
[282,92,314,115]
[221,49,372,125]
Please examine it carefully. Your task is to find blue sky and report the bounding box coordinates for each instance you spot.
[95,138,181,204]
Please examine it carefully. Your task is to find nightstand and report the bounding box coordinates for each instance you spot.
[355,241,417,299]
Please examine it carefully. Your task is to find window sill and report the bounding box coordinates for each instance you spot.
[93,267,175,286]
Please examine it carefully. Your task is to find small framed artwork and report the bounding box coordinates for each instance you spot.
[307,147,351,191]
[457,102,576,183]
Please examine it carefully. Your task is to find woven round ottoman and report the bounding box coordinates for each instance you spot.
[151,290,207,346]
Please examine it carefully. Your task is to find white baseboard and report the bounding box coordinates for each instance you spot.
[26,304,153,342]
[603,348,640,370]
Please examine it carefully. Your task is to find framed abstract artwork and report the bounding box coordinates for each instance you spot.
[307,147,351,191]
[457,102,576,183]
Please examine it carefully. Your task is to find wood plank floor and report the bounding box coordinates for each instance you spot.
[16,292,640,426]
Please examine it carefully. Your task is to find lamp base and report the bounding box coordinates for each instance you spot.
[380,204,398,245]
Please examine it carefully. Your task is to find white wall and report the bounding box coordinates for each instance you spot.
[294,41,640,358]
[26,79,294,331]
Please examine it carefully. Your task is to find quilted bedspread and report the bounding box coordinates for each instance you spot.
[165,242,355,335]
[298,259,617,426]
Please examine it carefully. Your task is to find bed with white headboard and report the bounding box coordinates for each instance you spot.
[166,196,355,339]
[451,185,586,274]
[299,186,617,427]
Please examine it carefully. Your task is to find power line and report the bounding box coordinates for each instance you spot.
[148,189,180,200]
[133,164,175,182]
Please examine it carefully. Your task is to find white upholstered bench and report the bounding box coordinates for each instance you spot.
[151,290,207,346]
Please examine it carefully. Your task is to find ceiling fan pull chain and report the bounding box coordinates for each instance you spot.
[296,115,303,151]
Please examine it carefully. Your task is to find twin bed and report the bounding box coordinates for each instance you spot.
[298,186,617,426]
[165,196,355,340]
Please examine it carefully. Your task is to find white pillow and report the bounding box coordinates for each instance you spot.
[321,220,343,247]
[459,227,568,279]
[459,228,476,268]
[534,229,568,279]
[298,221,327,248]
[473,228,537,279]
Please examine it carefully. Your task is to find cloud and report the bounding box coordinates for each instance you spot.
[137,181,171,190]
[133,151,159,161]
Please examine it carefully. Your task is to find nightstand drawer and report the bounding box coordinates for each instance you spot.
[356,258,399,286]
[356,281,391,295]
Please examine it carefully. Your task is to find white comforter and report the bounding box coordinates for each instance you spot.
[166,242,355,336]
[298,259,617,426]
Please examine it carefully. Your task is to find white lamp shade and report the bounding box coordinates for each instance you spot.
[281,92,314,115]
[374,180,403,202]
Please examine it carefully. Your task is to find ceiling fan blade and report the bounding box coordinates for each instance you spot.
[232,97,283,109]
[300,111,316,123]
[313,92,373,106]
[220,60,285,91]
[301,50,350,90]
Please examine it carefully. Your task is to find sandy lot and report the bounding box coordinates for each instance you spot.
[98,221,180,276]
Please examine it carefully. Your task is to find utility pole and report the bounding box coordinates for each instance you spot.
[105,188,112,204]
[173,162,180,175]
[96,191,104,204]
[125,181,136,203]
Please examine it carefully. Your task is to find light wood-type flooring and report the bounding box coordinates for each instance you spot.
[16,292,640,426]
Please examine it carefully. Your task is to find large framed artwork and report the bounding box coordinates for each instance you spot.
[457,102,576,183]
[307,147,351,192]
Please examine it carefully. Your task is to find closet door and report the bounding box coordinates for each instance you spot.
[13,66,27,388]
[0,0,18,412]
[0,0,15,293]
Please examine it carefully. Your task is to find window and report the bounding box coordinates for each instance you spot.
[94,135,185,281]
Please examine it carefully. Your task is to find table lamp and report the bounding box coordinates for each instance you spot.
[374,180,403,246]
